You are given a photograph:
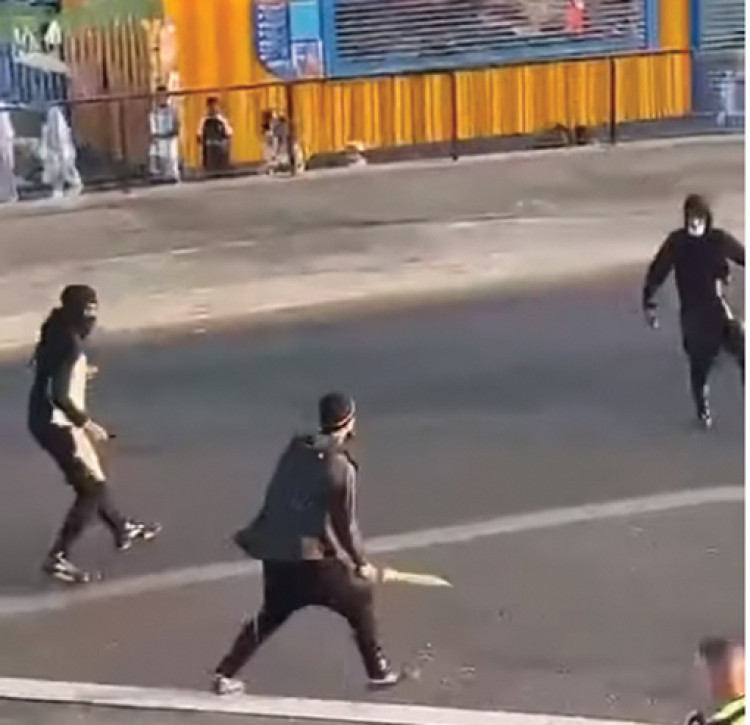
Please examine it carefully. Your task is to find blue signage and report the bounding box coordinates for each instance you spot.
[254,0,324,79]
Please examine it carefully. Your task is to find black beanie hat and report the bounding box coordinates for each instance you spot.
[319,392,356,433]
[60,284,98,312]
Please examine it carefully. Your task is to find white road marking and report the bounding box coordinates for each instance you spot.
[221,240,257,249]
[0,486,741,620]
[0,677,651,725]
[168,247,200,256]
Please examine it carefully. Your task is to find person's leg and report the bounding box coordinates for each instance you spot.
[72,427,160,550]
[688,351,714,420]
[70,428,127,541]
[0,151,18,203]
[49,481,99,558]
[313,560,395,683]
[49,159,65,198]
[37,427,104,557]
[215,562,301,681]
[96,484,128,538]
[63,159,83,196]
[167,139,181,182]
[682,317,720,426]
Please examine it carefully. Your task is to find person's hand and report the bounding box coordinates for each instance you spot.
[644,307,659,330]
[86,364,99,382]
[84,420,109,443]
[356,562,379,583]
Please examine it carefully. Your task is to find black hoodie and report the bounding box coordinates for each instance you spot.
[643,196,745,321]
[234,434,367,566]
[28,308,90,433]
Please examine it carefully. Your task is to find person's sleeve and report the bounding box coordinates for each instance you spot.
[50,337,89,428]
[219,114,234,137]
[720,229,745,267]
[328,459,366,568]
[642,234,675,311]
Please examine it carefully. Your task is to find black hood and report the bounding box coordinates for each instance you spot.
[30,307,77,367]
[297,433,343,454]
[295,433,359,470]
[39,307,74,346]
[59,284,98,339]
[683,194,714,232]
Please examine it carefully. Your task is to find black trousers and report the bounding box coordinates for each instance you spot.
[31,424,126,556]
[216,559,385,679]
[682,315,744,414]
[202,142,230,172]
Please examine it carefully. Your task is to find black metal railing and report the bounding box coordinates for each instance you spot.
[2,47,742,201]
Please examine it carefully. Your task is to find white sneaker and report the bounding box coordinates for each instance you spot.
[212,674,245,696]
[368,669,401,689]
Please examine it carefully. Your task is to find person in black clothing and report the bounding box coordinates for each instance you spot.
[197,97,233,173]
[28,285,161,584]
[212,392,399,695]
[642,194,745,429]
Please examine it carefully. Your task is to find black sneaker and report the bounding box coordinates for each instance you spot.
[211,674,245,696]
[42,552,92,584]
[116,521,162,552]
[367,654,401,689]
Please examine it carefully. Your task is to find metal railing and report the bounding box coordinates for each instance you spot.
[1,47,741,200]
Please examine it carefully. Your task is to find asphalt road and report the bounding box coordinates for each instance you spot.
[0,270,744,724]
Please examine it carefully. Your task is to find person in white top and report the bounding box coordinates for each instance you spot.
[28,285,161,584]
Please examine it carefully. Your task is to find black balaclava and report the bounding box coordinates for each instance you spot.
[683,194,713,238]
[60,284,98,339]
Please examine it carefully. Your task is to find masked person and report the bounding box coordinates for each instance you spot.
[213,392,399,695]
[41,106,83,200]
[0,107,17,204]
[642,194,745,429]
[28,285,161,584]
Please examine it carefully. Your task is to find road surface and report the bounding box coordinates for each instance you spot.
[0,269,743,724]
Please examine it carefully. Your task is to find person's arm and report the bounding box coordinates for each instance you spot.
[328,458,367,568]
[171,109,180,138]
[719,229,745,267]
[218,114,234,137]
[642,234,676,314]
[196,116,205,143]
[50,337,89,427]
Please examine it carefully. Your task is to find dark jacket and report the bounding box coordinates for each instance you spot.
[235,434,367,566]
[642,210,744,324]
[28,308,89,434]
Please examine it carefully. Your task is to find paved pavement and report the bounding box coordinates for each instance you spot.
[0,270,744,724]
[0,138,743,353]
[1,702,321,725]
